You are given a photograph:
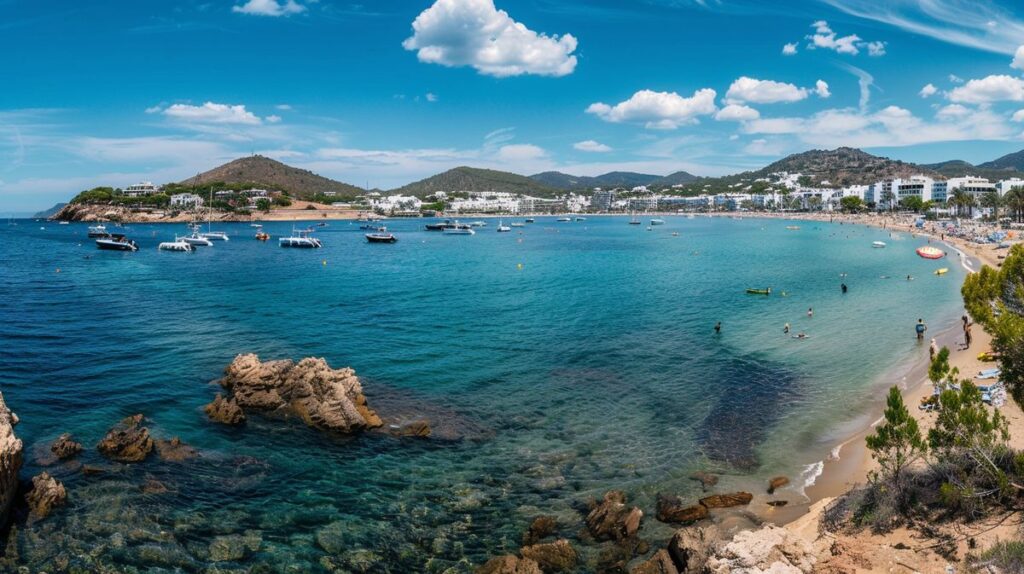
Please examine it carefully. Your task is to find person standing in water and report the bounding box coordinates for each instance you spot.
[841,283,848,294]
[807,308,813,318]
[714,322,721,334]
[783,323,790,334]
[916,318,927,340]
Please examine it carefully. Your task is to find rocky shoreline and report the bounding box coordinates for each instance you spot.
[49,202,362,223]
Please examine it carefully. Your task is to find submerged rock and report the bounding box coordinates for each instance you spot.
[50,433,83,460]
[767,476,789,495]
[386,419,431,438]
[688,471,719,491]
[0,391,23,525]
[204,394,246,425]
[26,472,66,521]
[655,494,708,525]
[477,555,543,574]
[520,539,577,572]
[216,354,382,433]
[522,515,558,546]
[154,437,198,462]
[585,491,643,542]
[97,414,154,462]
[699,492,753,509]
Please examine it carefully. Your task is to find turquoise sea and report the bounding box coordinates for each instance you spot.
[0,216,966,572]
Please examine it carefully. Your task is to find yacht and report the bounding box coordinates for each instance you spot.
[468,220,487,227]
[872,241,887,248]
[158,238,194,252]
[497,220,511,232]
[524,218,535,223]
[425,219,471,231]
[96,234,138,252]
[557,217,571,222]
[650,218,665,225]
[510,222,525,228]
[87,225,109,237]
[443,225,475,235]
[280,228,322,248]
[183,225,213,247]
[366,227,398,243]
[58,221,69,225]
[575,217,586,221]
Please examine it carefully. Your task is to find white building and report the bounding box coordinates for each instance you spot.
[946,176,996,200]
[372,194,422,214]
[627,195,659,212]
[591,189,616,212]
[123,182,161,197]
[450,192,521,213]
[169,193,203,207]
[996,178,1024,197]
[239,188,270,197]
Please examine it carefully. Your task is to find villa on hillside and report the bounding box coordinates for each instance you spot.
[122,182,161,197]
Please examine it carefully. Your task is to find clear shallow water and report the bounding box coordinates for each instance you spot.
[0,216,965,571]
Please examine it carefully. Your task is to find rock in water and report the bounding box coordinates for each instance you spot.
[688,471,719,491]
[154,437,198,462]
[767,476,789,494]
[26,472,66,521]
[656,494,709,524]
[667,525,720,573]
[50,433,83,460]
[388,419,431,438]
[477,555,543,574]
[217,354,382,433]
[0,392,23,525]
[585,491,643,541]
[630,549,678,574]
[97,414,154,462]
[523,515,558,546]
[699,492,753,509]
[204,394,246,425]
[519,539,578,572]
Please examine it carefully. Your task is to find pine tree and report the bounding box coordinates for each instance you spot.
[866,386,927,503]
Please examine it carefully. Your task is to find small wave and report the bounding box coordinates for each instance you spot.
[796,460,825,497]
[828,445,842,461]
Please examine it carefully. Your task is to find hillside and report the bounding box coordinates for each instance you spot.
[33,203,66,218]
[179,155,363,200]
[754,147,936,186]
[979,149,1024,172]
[392,166,560,197]
[529,171,665,190]
[530,171,595,189]
[924,158,1024,181]
[650,170,701,187]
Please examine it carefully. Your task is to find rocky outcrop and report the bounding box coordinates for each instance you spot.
[667,525,720,573]
[387,419,431,438]
[477,555,543,574]
[211,354,382,433]
[26,472,66,521]
[705,524,815,574]
[50,433,83,460]
[656,494,709,524]
[97,414,153,462]
[699,492,753,509]
[519,539,577,572]
[585,490,643,542]
[0,392,22,526]
[204,394,246,425]
[630,549,677,574]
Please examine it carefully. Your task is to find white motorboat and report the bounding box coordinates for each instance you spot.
[58,221,69,225]
[468,220,487,227]
[497,219,511,232]
[280,228,322,248]
[510,222,525,228]
[201,231,230,241]
[95,234,138,252]
[443,226,475,235]
[183,234,213,247]
[557,217,571,222]
[650,219,665,225]
[87,225,108,237]
[159,239,194,252]
[872,241,887,248]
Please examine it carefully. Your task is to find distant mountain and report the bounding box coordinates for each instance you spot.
[651,171,701,187]
[529,171,595,189]
[33,203,66,218]
[752,147,936,186]
[592,171,662,188]
[529,170,665,190]
[179,155,363,200]
[393,166,560,197]
[979,149,1024,171]
[923,158,1024,181]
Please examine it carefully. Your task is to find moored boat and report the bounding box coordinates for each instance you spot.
[365,229,397,243]
[872,241,886,248]
[745,287,771,295]
[96,234,138,252]
[87,225,108,237]
[443,225,475,235]
[280,228,322,248]
[557,217,571,222]
[650,218,665,225]
[158,239,193,252]
[201,231,230,241]
[935,267,949,275]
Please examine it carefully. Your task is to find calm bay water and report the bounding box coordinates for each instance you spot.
[0,216,965,572]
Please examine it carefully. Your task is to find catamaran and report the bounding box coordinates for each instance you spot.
[158,238,194,252]
[183,224,213,247]
[200,187,229,240]
[280,228,322,248]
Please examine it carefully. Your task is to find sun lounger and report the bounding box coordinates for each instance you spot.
[977,368,1001,380]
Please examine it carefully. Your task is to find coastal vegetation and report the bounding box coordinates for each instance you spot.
[963,244,1024,402]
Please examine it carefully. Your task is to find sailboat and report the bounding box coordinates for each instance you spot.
[200,187,229,241]
[628,212,641,225]
[497,219,511,232]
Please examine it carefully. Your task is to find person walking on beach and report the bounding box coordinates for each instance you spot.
[930,338,938,361]
[714,322,721,334]
[916,318,927,340]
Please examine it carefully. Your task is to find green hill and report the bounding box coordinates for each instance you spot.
[392,166,561,197]
[179,155,364,200]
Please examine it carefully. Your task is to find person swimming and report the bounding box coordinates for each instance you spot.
[794,332,808,339]
[783,323,790,334]
[714,321,721,334]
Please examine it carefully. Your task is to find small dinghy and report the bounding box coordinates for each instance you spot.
[872,241,886,248]
[746,288,772,295]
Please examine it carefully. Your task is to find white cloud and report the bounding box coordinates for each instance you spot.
[948,74,1024,104]
[163,102,263,125]
[425,92,438,102]
[232,0,306,17]
[275,104,293,111]
[936,104,971,120]
[266,115,282,123]
[573,140,612,152]
[725,77,808,104]
[782,43,798,55]
[144,106,162,114]
[744,138,788,156]
[1012,109,1024,122]
[866,41,886,56]
[949,74,964,84]
[805,20,864,55]
[402,0,578,77]
[586,88,717,129]
[814,79,831,98]
[1013,45,1024,70]
[714,104,760,122]
[497,143,546,162]
[919,83,938,98]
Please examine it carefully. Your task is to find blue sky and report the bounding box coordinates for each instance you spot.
[4,0,1024,211]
